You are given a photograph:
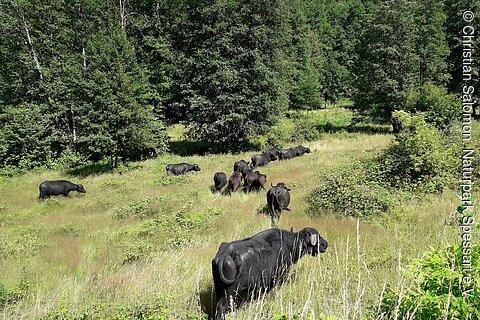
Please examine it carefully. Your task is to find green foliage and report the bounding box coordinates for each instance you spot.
[45,301,207,320]
[354,0,450,120]
[0,104,58,171]
[308,111,458,217]
[0,0,167,172]
[308,162,397,218]
[382,111,457,192]
[78,30,166,163]
[0,226,44,259]
[176,0,287,150]
[113,198,156,220]
[377,244,480,319]
[263,109,353,147]
[405,82,461,130]
[55,223,84,238]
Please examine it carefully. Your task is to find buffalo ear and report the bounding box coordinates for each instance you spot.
[290,227,294,232]
[310,234,318,246]
[286,187,291,191]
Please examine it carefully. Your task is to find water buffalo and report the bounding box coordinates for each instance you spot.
[255,174,267,190]
[228,172,243,194]
[251,152,276,169]
[267,183,291,223]
[263,148,281,161]
[166,163,201,176]
[278,148,295,160]
[212,227,328,320]
[292,145,311,156]
[244,171,267,193]
[213,172,227,192]
[234,160,250,177]
[39,180,86,199]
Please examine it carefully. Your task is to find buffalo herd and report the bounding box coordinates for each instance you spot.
[37,144,327,320]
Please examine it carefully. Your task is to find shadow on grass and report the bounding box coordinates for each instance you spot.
[66,161,115,177]
[66,161,143,178]
[169,139,261,156]
[199,283,215,319]
[315,123,392,135]
[168,140,212,156]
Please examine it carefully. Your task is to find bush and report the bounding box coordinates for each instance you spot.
[382,111,457,192]
[307,111,459,217]
[0,103,60,171]
[405,82,461,130]
[308,162,397,218]
[377,244,480,319]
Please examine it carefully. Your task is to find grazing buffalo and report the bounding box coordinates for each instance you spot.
[263,148,281,161]
[39,180,86,199]
[256,174,267,190]
[213,172,227,192]
[245,172,267,192]
[228,172,243,194]
[251,152,276,169]
[292,145,311,157]
[234,160,250,177]
[166,163,201,176]
[244,171,259,192]
[212,227,328,320]
[241,169,254,180]
[278,148,295,160]
[267,183,291,223]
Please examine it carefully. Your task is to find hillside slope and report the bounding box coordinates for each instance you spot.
[0,133,460,319]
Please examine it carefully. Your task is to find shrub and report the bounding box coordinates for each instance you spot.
[405,82,461,130]
[382,111,457,192]
[308,162,397,218]
[291,118,321,141]
[377,244,480,319]
[112,198,155,220]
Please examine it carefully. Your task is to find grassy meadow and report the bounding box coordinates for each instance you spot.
[0,110,470,319]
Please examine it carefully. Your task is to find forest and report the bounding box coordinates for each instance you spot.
[1,0,477,171]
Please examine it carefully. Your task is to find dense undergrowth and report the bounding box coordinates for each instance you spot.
[308,112,467,218]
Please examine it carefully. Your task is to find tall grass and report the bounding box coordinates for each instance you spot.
[0,131,467,319]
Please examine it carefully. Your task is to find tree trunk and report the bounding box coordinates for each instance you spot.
[70,105,77,151]
[119,0,127,32]
[13,1,44,80]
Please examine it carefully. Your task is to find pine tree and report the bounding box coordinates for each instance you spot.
[176,0,286,150]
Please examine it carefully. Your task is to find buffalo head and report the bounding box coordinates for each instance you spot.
[299,227,328,256]
[76,184,87,193]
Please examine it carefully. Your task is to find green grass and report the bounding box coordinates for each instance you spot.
[0,127,472,319]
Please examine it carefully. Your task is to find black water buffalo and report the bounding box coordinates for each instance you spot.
[228,172,243,194]
[234,160,250,177]
[39,180,86,199]
[255,173,267,191]
[292,145,311,156]
[241,169,254,180]
[278,148,295,160]
[251,152,276,169]
[212,227,328,320]
[165,163,201,176]
[267,183,291,223]
[245,171,267,192]
[213,172,227,192]
[263,148,281,161]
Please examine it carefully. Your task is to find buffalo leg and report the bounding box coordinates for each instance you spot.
[215,296,228,320]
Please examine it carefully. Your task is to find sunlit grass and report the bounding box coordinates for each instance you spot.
[0,131,470,319]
